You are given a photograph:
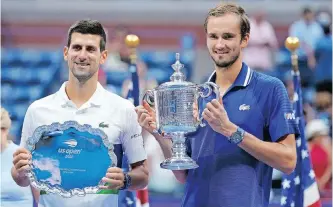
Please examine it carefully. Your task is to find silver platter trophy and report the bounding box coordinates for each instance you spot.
[26,121,117,197]
[143,53,219,170]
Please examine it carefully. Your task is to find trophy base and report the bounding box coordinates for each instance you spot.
[160,157,199,170]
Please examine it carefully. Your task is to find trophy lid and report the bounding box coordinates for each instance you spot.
[157,53,194,90]
[170,53,185,82]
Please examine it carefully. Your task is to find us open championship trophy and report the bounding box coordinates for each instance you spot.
[26,121,117,197]
[143,53,220,170]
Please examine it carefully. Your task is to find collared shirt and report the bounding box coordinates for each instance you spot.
[183,63,299,207]
[20,82,146,207]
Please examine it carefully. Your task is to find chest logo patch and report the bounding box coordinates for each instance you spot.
[239,104,250,111]
[99,122,109,128]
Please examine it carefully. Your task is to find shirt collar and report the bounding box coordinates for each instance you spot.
[58,81,105,108]
[207,62,253,87]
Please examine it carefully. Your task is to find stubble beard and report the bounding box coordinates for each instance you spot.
[212,53,239,70]
[71,66,97,84]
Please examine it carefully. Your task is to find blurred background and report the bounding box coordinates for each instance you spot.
[1,0,332,206]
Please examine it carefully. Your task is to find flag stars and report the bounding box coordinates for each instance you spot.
[280,196,287,206]
[290,201,295,207]
[294,176,300,185]
[301,149,308,159]
[125,197,134,205]
[296,138,301,148]
[309,170,316,179]
[282,179,291,189]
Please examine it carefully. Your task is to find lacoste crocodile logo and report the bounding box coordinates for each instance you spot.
[239,104,250,111]
[99,122,109,128]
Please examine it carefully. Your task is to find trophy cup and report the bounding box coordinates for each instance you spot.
[143,53,219,170]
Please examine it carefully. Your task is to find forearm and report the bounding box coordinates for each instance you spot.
[238,131,296,174]
[128,161,149,190]
[223,124,296,174]
[318,165,332,188]
[11,166,30,187]
[155,135,187,183]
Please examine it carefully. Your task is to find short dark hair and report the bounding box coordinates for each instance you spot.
[67,19,107,51]
[303,7,312,15]
[204,3,250,40]
[315,80,332,94]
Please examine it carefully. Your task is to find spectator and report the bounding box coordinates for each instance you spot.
[104,25,132,71]
[306,119,332,194]
[1,108,35,207]
[289,7,324,87]
[243,10,278,74]
[314,80,332,136]
[314,23,332,83]
[121,62,157,100]
[104,25,148,74]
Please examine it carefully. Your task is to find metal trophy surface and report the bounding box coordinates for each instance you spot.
[143,53,219,170]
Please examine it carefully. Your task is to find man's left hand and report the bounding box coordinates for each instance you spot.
[202,97,237,137]
[99,167,125,190]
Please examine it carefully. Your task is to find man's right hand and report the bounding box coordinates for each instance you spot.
[135,101,157,135]
[12,148,31,179]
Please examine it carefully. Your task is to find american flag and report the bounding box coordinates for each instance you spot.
[280,71,321,207]
[119,63,150,207]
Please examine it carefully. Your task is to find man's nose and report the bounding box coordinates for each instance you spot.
[78,49,88,60]
[215,38,226,49]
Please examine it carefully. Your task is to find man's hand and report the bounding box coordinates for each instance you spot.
[202,97,237,137]
[135,101,158,134]
[193,102,200,121]
[100,167,125,190]
[12,148,32,179]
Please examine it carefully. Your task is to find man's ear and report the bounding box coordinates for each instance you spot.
[100,50,108,64]
[241,33,249,49]
[64,46,69,61]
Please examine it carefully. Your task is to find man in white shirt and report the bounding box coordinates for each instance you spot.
[11,19,148,207]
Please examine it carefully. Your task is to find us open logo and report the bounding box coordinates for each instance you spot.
[63,139,78,148]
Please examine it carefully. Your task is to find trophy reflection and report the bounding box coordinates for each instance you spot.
[143,53,219,170]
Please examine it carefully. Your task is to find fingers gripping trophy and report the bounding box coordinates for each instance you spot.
[142,53,220,170]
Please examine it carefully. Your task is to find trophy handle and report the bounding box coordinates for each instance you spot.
[197,82,220,127]
[142,90,155,107]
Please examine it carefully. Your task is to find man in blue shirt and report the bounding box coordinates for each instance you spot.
[136,3,298,207]
[314,24,332,83]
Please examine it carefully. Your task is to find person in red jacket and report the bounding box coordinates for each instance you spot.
[306,119,332,197]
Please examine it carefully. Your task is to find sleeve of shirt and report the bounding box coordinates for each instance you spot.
[268,79,299,142]
[121,105,147,164]
[19,105,35,148]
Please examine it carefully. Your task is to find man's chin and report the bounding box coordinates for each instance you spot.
[72,72,92,83]
[213,55,238,68]
[214,60,231,68]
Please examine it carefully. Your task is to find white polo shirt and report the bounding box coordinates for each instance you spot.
[20,82,147,207]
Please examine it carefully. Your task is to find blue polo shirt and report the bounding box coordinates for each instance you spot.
[183,63,299,207]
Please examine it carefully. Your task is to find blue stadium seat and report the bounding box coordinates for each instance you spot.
[1,48,62,139]
[106,84,123,96]
[106,70,130,86]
